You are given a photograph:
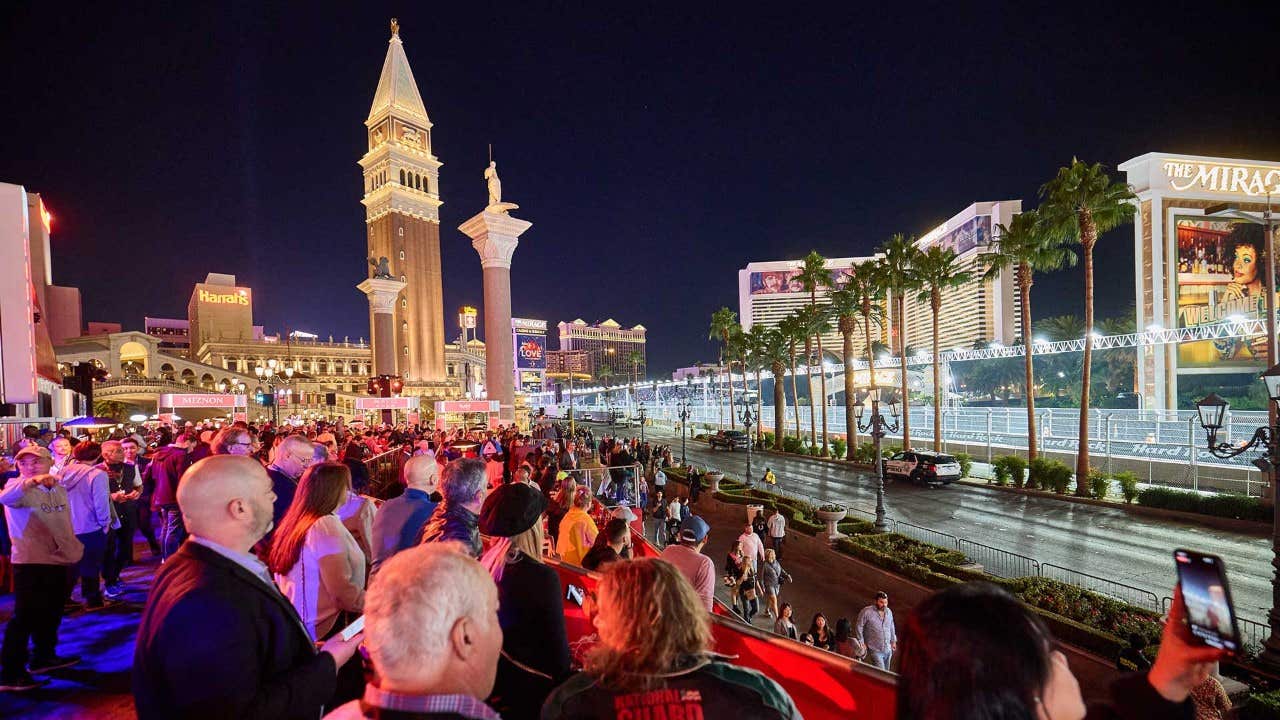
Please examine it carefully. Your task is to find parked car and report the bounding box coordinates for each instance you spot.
[707,429,750,451]
[884,450,962,485]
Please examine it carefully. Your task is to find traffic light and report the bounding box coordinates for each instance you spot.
[390,376,403,393]
[258,393,274,407]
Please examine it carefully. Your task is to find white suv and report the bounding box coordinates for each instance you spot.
[884,450,962,485]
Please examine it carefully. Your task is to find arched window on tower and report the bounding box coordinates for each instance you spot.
[399,250,405,260]
[415,174,422,191]
[399,169,406,185]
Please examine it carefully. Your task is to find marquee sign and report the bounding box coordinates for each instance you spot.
[159,393,247,408]
[511,317,548,333]
[435,400,499,414]
[1162,160,1280,197]
[355,396,420,410]
[197,288,251,305]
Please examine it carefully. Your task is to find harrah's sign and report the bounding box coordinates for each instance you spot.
[1162,160,1280,197]
[198,288,250,305]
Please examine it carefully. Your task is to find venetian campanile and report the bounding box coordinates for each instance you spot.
[359,19,446,382]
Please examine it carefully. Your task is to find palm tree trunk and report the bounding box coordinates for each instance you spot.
[724,333,736,431]
[932,293,943,452]
[755,366,764,445]
[843,328,855,460]
[1020,264,1038,461]
[817,332,829,455]
[1076,211,1096,495]
[804,337,816,450]
[788,349,801,443]
[898,295,911,449]
[772,368,785,451]
[864,311,877,390]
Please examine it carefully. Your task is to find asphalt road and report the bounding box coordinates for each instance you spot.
[605,424,1276,623]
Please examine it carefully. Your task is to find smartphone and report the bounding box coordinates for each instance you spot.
[1173,549,1240,653]
[338,615,365,641]
[566,584,584,607]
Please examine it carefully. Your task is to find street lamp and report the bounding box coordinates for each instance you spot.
[638,402,647,444]
[677,394,692,465]
[854,388,900,532]
[1196,363,1280,668]
[255,362,294,426]
[738,396,756,488]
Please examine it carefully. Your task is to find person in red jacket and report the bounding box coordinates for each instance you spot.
[145,432,197,561]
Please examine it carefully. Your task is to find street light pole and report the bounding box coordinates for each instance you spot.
[677,396,691,465]
[638,402,647,444]
[855,388,900,532]
[1196,365,1280,667]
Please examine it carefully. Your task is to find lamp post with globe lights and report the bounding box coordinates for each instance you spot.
[255,359,293,427]
[854,388,900,532]
[738,396,756,488]
[1196,363,1280,668]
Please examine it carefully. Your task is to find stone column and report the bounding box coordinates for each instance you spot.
[459,210,532,425]
[357,277,408,377]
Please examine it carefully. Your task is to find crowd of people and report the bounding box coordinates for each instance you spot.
[0,417,1237,718]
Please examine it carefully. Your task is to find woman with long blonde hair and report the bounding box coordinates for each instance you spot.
[542,559,800,718]
[476,482,569,720]
[268,462,366,640]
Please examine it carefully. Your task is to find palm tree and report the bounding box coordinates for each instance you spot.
[847,261,887,395]
[778,312,806,444]
[983,210,1077,460]
[1038,160,1136,492]
[796,304,831,452]
[627,350,645,385]
[914,246,974,451]
[757,327,791,450]
[744,324,770,445]
[797,251,833,456]
[829,285,885,460]
[880,234,921,449]
[708,307,741,430]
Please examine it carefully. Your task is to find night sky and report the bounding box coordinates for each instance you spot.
[3,2,1279,374]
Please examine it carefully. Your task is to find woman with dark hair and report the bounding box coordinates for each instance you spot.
[269,462,366,641]
[896,582,1228,720]
[340,441,370,494]
[773,602,798,640]
[542,559,800,719]
[834,617,864,659]
[808,612,835,651]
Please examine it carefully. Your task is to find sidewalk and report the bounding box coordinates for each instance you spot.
[0,544,154,720]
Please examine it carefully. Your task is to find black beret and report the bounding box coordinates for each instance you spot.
[479,483,548,537]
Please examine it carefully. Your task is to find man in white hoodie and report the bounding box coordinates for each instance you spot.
[1,446,84,691]
[60,441,113,609]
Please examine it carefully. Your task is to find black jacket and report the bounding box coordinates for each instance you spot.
[132,542,336,720]
[488,552,571,720]
[417,501,481,557]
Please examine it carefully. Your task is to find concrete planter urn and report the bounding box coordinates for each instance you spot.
[815,506,848,543]
[705,471,725,493]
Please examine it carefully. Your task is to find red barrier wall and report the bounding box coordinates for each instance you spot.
[548,553,897,720]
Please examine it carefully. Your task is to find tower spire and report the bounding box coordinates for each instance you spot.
[367,19,429,126]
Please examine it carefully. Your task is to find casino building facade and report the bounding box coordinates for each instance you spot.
[1122,152,1280,410]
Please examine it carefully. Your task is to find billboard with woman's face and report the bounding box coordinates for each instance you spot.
[748,267,854,295]
[1175,216,1277,369]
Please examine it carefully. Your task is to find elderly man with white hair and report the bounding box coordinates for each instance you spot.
[324,543,504,720]
[133,455,363,719]
[370,454,440,573]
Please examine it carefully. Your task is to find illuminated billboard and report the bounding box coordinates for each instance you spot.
[1174,215,1278,370]
[920,214,991,255]
[514,333,546,370]
[748,268,854,295]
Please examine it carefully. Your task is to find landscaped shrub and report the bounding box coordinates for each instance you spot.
[853,442,878,463]
[808,446,821,457]
[992,455,1026,488]
[1241,689,1280,720]
[1116,471,1139,503]
[782,436,803,454]
[694,433,708,441]
[1046,461,1073,494]
[1027,457,1055,491]
[763,431,774,447]
[954,452,972,478]
[836,518,878,536]
[1006,577,1162,648]
[831,438,847,459]
[1137,486,1270,521]
[1088,468,1109,500]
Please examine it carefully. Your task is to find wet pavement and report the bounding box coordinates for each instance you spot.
[627,425,1276,623]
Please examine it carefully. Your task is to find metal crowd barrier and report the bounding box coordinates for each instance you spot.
[1039,563,1160,611]
[363,447,407,500]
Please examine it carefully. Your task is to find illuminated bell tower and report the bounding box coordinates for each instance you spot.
[359,18,446,382]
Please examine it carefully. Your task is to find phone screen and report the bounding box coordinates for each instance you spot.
[566,584,584,607]
[339,615,365,641]
[1174,549,1240,653]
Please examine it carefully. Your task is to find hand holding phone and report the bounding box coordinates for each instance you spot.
[1172,549,1240,653]
[566,584,584,607]
[339,615,365,641]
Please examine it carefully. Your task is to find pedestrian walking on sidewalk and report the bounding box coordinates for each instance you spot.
[855,591,897,670]
[766,508,786,558]
[758,548,791,619]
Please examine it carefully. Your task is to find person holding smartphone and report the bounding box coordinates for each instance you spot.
[896,581,1229,719]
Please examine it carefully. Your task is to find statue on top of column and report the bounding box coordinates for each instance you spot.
[369,256,392,279]
[484,160,519,214]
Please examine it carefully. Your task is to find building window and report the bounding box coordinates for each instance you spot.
[398,227,404,237]
[401,298,407,308]
[403,346,409,356]
[399,169,405,185]
[400,275,406,283]
[399,250,405,260]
